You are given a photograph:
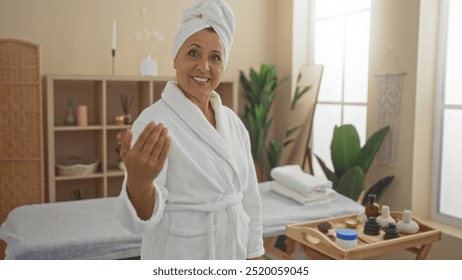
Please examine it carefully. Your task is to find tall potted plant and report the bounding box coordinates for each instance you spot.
[239,64,310,181]
[315,124,394,203]
[240,64,283,180]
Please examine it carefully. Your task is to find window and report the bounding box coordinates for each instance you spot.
[310,0,371,175]
[433,0,462,226]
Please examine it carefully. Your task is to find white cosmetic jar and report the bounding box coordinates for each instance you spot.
[335,228,358,249]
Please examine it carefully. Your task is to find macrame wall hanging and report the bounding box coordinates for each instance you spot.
[375,48,407,167]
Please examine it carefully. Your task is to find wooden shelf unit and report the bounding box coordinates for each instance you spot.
[45,75,238,202]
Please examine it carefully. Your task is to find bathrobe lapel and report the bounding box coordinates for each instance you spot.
[162,82,242,189]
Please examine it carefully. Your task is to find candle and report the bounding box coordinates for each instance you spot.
[77,105,88,126]
[112,19,117,50]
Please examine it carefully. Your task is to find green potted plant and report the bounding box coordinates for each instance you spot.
[315,124,394,204]
[239,64,310,181]
[239,64,285,181]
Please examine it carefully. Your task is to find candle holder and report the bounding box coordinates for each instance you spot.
[112,19,117,76]
[111,49,116,76]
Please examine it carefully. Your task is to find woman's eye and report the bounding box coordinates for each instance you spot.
[211,54,222,62]
[188,50,199,57]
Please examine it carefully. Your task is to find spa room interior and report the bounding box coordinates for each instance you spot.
[1,0,461,260]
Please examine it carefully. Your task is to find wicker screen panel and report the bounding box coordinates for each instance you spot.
[0,161,44,223]
[0,39,44,239]
[0,84,43,158]
[0,40,40,82]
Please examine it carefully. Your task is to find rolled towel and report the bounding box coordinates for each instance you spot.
[270,164,332,196]
[271,181,337,205]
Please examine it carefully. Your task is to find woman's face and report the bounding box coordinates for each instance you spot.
[174,29,225,104]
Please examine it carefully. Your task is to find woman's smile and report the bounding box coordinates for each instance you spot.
[192,76,210,83]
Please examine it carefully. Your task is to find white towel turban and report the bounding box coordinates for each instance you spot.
[172,0,235,65]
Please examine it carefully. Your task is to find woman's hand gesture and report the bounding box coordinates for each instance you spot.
[119,122,171,202]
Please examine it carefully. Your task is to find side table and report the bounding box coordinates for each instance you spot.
[285,211,441,260]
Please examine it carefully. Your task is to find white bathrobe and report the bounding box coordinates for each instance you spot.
[116,81,265,260]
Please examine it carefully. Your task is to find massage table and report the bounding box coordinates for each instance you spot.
[0,182,363,260]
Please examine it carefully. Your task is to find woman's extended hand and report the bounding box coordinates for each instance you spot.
[121,122,171,186]
[119,122,171,218]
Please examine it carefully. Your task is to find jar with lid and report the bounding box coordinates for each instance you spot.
[335,228,358,249]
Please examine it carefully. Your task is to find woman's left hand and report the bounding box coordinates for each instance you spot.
[119,122,171,219]
[120,122,171,189]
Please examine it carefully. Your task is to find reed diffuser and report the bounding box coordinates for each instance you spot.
[119,93,134,124]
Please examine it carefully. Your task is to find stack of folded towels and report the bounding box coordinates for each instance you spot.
[270,165,337,205]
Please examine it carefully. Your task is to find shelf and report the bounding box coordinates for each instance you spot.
[107,169,125,177]
[45,75,237,202]
[55,173,105,181]
[54,125,104,131]
[106,125,131,130]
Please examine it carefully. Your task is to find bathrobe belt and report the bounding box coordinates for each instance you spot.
[164,193,244,259]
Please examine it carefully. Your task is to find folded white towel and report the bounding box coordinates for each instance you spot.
[271,181,336,205]
[270,165,332,196]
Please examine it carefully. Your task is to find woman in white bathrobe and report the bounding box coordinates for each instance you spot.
[115,0,265,260]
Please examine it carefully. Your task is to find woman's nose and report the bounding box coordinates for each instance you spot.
[196,57,210,72]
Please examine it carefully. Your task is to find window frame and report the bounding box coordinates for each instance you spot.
[309,0,370,173]
[432,0,462,227]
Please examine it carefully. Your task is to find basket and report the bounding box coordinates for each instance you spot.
[56,156,100,176]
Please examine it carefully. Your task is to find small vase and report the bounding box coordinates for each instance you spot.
[397,209,419,234]
[65,98,76,126]
[139,55,158,76]
[377,205,396,228]
[365,194,380,218]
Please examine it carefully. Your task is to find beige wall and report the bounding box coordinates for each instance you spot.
[0,0,276,78]
[1,0,461,259]
[366,0,462,259]
[367,0,419,216]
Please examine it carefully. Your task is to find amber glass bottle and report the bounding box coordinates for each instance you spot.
[365,194,380,218]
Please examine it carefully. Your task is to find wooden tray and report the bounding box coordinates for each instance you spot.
[285,211,441,260]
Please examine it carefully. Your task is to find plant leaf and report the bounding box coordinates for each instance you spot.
[315,154,338,189]
[356,126,390,174]
[265,140,282,179]
[361,175,395,205]
[291,84,311,110]
[285,125,302,139]
[331,124,361,177]
[283,139,295,147]
[337,166,365,201]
